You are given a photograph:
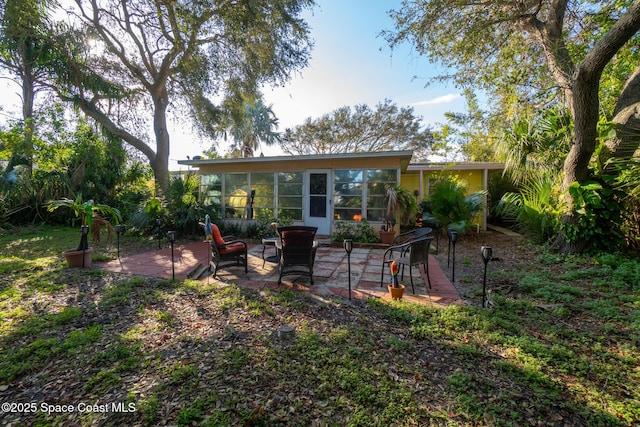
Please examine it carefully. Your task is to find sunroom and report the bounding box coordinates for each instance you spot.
[178,151,413,235]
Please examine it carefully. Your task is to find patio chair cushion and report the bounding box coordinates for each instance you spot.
[211,224,226,246]
[218,241,246,255]
[209,223,248,276]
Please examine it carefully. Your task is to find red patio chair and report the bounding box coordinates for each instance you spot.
[210,223,248,277]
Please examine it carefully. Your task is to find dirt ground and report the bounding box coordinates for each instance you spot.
[430,228,537,306]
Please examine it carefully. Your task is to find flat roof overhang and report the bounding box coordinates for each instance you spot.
[406,162,505,171]
[178,150,414,171]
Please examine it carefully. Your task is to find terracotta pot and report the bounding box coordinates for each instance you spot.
[379,230,395,245]
[387,283,405,300]
[63,248,93,268]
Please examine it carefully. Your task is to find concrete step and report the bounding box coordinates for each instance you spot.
[187,263,209,279]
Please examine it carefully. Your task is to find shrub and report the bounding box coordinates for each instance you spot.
[331,219,379,243]
[495,176,559,243]
[421,176,484,233]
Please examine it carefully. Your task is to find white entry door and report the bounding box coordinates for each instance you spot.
[305,170,331,235]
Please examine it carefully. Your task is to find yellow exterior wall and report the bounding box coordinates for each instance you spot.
[399,173,420,195]
[421,170,484,194]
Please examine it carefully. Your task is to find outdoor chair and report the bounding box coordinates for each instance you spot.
[276,226,318,285]
[380,235,434,293]
[209,223,248,277]
[388,227,433,257]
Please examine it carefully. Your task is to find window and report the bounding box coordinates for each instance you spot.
[366,169,398,221]
[334,169,363,221]
[277,172,303,220]
[224,173,248,219]
[200,174,222,217]
[250,172,275,219]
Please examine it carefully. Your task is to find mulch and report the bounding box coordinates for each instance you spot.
[430,228,536,305]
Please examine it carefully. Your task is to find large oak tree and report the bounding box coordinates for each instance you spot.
[387,0,640,253]
[48,0,313,194]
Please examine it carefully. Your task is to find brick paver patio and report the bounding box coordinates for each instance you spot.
[98,241,463,306]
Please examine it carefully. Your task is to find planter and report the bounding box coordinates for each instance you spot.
[387,283,405,300]
[63,248,93,268]
[379,230,396,245]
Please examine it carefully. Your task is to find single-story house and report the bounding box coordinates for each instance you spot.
[178,151,504,235]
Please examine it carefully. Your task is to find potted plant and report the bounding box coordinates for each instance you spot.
[380,185,417,244]
[387,260,405,300]
[47,194,121,268]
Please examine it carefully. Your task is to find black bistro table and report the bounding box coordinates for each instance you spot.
[261,237,280,268]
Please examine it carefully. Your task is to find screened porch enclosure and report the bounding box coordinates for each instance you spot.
[198,168,399,225]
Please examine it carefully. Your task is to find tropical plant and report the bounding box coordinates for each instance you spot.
[561,179,624,253]
[165,173,208,239]
[220,95,282,158]
[127,197,167,237]
[496,107,573,185]
[495,176,559,243]
[383,185,417,232]
[422,176,484,233]
[611,156,640,249]
[46,194,121,250]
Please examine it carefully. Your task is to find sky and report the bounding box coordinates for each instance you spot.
[0,0,466,170]
[169,0,466,168]
[234,0,465,157]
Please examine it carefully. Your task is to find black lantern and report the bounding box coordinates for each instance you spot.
[449,230,458,282]
[81,225,89,268]
[481,246,493,308]
[433,220,441,252]
[344,239,353,300]
[167,231,176,280]
[115,224,125,258]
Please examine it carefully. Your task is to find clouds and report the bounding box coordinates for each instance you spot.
[412,93,462,106]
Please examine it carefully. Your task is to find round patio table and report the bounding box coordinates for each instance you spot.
[261,237,279,268]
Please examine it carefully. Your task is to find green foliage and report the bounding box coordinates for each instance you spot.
[562,179,623,252]
[280,99,434,157]
[166,173,207,237]
[45,194,121,250]
[384,185,417,228]
[421,175,484,232]
[46,194,121,226]
[243,217,290,240]
[218,94,281,158]
[496,176,559,243]
[331,219,380,243]
[496,107,572,185]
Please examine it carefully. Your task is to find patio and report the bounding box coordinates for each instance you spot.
[98,241,462,306]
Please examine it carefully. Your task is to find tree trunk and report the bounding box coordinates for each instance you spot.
[20,47,35,180]
[599,66,640,165]
[152,84,171,195]
[550,3,640,254]
[551,57,602,254]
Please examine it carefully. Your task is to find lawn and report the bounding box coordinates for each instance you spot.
[1,225,639,426]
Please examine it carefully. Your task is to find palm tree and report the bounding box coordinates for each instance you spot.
[226,96,281,158]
